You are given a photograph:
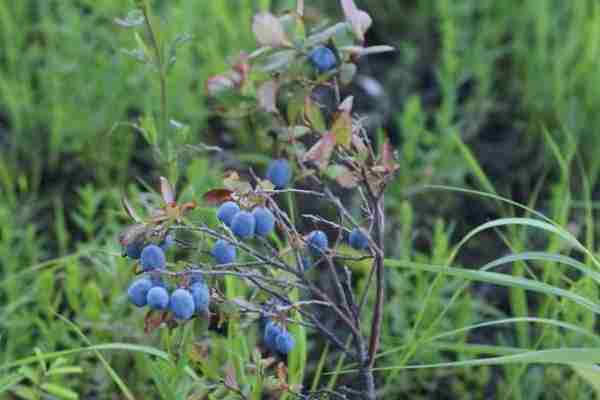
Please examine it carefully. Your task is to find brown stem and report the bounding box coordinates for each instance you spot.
[367,194,385,367]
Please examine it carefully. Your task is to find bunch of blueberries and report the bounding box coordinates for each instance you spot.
[263,319,295,355]
[126,242,210,320]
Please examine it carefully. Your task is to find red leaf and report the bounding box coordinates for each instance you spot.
[203,189,234,205]
[303,131,336,170]
[144,310,165,334]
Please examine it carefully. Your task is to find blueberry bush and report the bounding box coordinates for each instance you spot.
[116,0,397,398]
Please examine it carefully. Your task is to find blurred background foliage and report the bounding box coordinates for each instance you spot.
[2,0,600,398]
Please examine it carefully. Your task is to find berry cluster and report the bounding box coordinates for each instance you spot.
[125,241,210,321]
[263,320,295,354]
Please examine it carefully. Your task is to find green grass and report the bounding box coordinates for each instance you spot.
[2,0,600,398]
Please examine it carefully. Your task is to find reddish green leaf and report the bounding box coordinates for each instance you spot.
[202,189,234,205]
[303,131,336,170]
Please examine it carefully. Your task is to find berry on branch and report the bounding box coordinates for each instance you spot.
[309,46,337,73]
[307,230,329,257]
[169,288,195,320]
[212,239,236,265]
[231,211,256,239]
[266,159,292,189]
[217,201,241,227]
[140,244,166,271]
[349,228,369,250]
[127,278,153,307]
[252,206,275,237]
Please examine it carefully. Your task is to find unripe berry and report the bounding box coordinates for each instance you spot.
[159,234,175,251]
[217,201,240,227]
[212,239,236,265]
[140,245,166,271]
[266,159,292,189]
[252,207,275,237]
[169,288,195,320]
[264,320,283,351]
[127,278,153,307]
[349,228,369,250]
[231,211,256,239]
[309,46,337,73]
[190,282,210,313]
[275,330,295,354]
[146,286,170,310]
[307,230,328,257]
[125,241,144,259]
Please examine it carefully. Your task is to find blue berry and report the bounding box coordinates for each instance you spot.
[264,320,283,351]
[349,228,369,250]
[253,207,275,237]
[217,201,240,227]
[159,234,175,251]
[266,159,292,189]
[146,286,170,310]
[189,272,205,285]
[190,282,210,313]
[125,241,144,259]
[309,46,337,73]
[140,245,166,271]
[307,230,328,257]
[212,239,236,265]
[169,288,195,320]
[231,211,256,239]
[127,278,153,307]
[275,330,295,354]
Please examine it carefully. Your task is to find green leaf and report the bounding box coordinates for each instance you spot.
[41,383,79,400]
[0,373,25,393]
[332,111,352,146]
[47,366,84,376]
[304,97,327,132]
[572,364,600,396]
[384,259,600,315]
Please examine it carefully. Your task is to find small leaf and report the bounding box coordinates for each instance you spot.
[118,223,147,246]
[328,165,358,188]
[260,49,297,72]
[253,12,292,48]
[206,74,236,97]
[332,113,352,146]
[257,80,280,113]
[304,96,327,132]
[303,131,336,170]
[121,196,141,222]
[202,189,234,206]
[144,310,165,334]
[340,0,373,42]
[160,177,175,205]
[40,383,79,400]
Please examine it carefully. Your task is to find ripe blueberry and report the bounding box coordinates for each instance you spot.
[266,159,292,189]
[264,320,283,351]
[159,234,175,251]
[169,288,195,320]
[275,330,295,354]
[140,244,166,271]
[190,282,210,313]
[307,230,328,257]
[127,278,153,307]
[231,211,256,239]
[217,201,240,227]
[212,239,236,265]
[309,46,337,73]
[252,207,275,237]
[125,241,144,259]
[146,286,170,310]
[349,228,369,250]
